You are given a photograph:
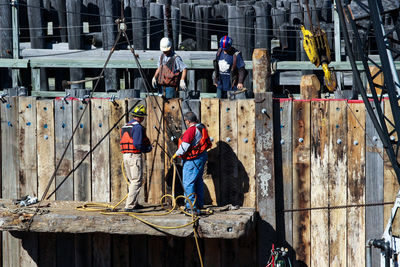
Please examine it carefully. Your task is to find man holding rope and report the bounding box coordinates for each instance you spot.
[171,112,212,215]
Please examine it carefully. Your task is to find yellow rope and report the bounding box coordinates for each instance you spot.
[76,159,204,267]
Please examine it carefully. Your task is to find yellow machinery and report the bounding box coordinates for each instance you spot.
[301,0,337,92]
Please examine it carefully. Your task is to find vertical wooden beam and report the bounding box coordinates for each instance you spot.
[146,96,165,203]
[92,233,111,267]
[109,99,126,203]
[200,98,220,206]
[237,99,256,208]
[252,49,271,93]
[292,100,311,266]
[203,239,221,267]
[365,102,384,267]
[19,97,38,267]
[219,100,239,205]
[54,98,74,201]
[38,233,56,267]
[255,92,275,266]
[347,102,366,267]
[310,100,329,267]
[91,98,111,202]
[112,235,129,267]
[328,100,347,266]
[74,234,92,267]
[72,99,91,201]
[1,97,21,267]
[130,235,148,266]
[37,100,55,201]
[148,237,166,267]
[383,99,398,226]
[300,74,320,100]
[163,99,182,198]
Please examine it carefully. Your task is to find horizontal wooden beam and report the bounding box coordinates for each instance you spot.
[0,200,255,239]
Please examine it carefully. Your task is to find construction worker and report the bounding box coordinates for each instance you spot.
[152,37,187,99]
[120,104,152,212]
[171,112,212,215]
[213,35,247,99]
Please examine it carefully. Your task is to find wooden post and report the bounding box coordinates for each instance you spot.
[252,49,271,93]
[255,92,275,266]
[0,0,13,89]
[300,74,320,99]
[11,0,19,87]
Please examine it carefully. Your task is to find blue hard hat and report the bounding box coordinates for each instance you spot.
[219,35,232,50]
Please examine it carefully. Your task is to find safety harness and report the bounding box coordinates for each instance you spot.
[178,124,212,160]
[120,121,151,154]
[157,54,181,87]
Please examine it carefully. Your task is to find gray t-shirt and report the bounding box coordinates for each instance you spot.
[157,51,187,72]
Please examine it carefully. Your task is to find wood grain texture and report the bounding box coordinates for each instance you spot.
[237,99,256,208]
[347,102,366,267]
[37,100,55,201]
[200,98,220,205]
[219,100,239,205]
[365,102,384,267]
[146,96,165,203]
[292,100,311,266]
[91,98,110,202]
[92,233,111,267]
[328,100,347,267]
[72,99,91,201]
[38,233,56,267]
[109,99,126,203]
[54,98,74,201]
[310,100,329,267]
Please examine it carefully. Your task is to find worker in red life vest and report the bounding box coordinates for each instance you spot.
[152,37,187,99]
[171,112,212,215]
[213,35,247,99]
[120,104,152,212]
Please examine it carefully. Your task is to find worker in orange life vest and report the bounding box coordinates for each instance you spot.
[120,104,152,212]
[171,112,212,215]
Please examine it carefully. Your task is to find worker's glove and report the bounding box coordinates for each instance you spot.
[179,80,187,91]
[170,153,178,164]
[152,77,157,88]
[237,83,244,90]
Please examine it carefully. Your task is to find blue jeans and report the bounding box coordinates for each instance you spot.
[159,86,176,99]
[217,88,228,99]
[182,152,208,211]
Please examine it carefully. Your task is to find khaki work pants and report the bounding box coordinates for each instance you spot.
[123,153,143,209]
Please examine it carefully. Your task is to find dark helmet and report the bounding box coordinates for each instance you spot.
[219,35,232,50]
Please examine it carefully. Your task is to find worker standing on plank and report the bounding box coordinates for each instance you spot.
[120,104,152,212]
[152,37,187,99]
[213,35,247,99]
[171,112,212,215]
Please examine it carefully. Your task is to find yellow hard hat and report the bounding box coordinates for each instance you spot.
[131,104,147,117]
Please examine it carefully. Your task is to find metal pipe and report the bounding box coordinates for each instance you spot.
[366,239,373,267]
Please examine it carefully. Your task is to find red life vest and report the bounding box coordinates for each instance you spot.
[178,124,212,160]
[120,122,151,154]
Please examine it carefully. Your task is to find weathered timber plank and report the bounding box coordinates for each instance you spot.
[18,97,38,197]
[146,96,165,203]
[54,98,74,201]
[347,102,366,267]
[1,97,20,267]
[328,100,347,266]
[129,235,148,267]
[37,100,55,201]
[383,98,398,226]
[72,99,91,201]
[164,99,182,199]
[292,100,311,266]
[18,97,39,267]
[56,233,75,267]
[255,92,275,267]
[237,99,256,208]
[310,100,329,267]
[109,99,126,203]
[366,101,384,267]
[91,99,110,202]
[74,234,92,267]
[184,237,202,267]
[112,235,129,267]
[165,237,185,267]
[220,100,239,205]
[0,200,255,239]
[93,233,111,267]
[275,99,293,245]
[203,239,221,267]
[38,233,56,267]
[200,98,220,205]
[148,237,166,267]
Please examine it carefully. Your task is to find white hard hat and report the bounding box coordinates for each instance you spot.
[160,37,172,52]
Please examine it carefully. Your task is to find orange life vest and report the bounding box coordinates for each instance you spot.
[120,122,150,154]
[178,124,212,160]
